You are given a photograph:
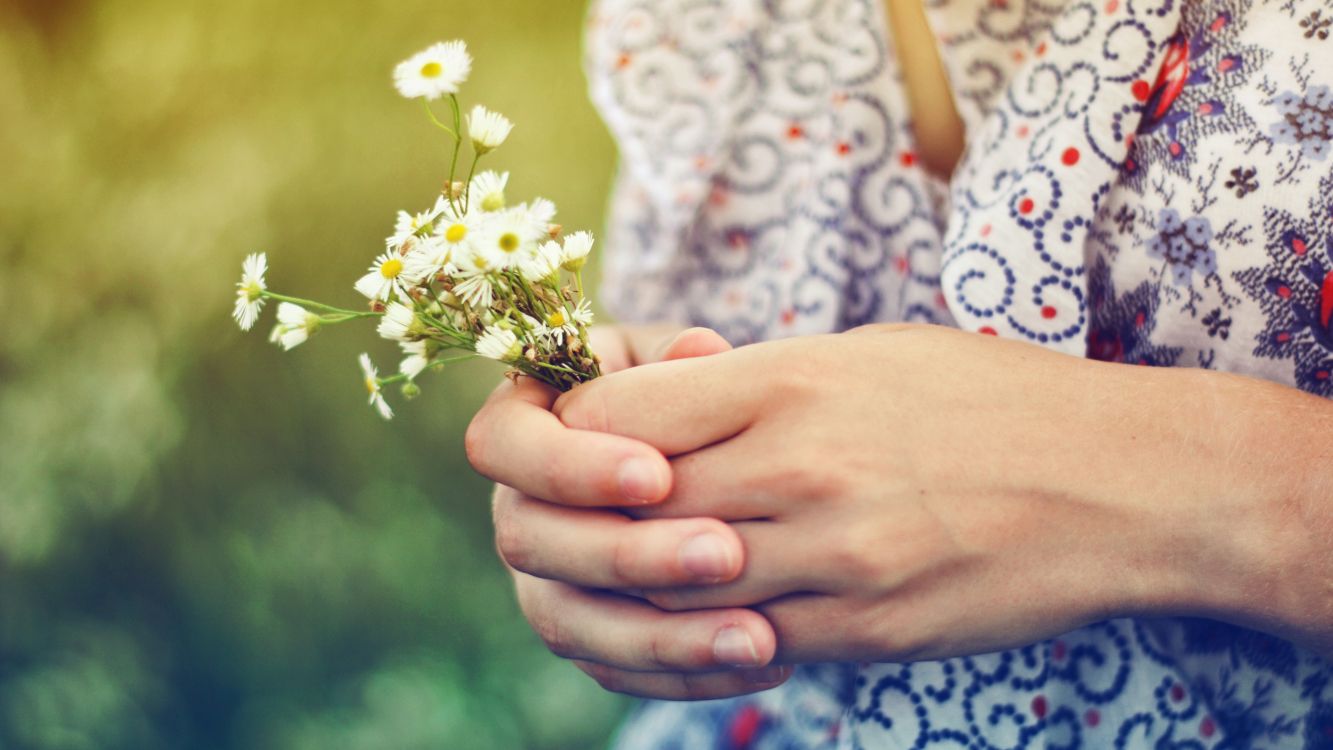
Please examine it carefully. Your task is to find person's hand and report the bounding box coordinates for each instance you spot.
[552,323,1259,665]
[468,325,794,700]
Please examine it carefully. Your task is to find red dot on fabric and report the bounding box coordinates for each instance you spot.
[1201,717,1217,738]
[1171,683,1186,702]
[1105,0,1119,12]
[1013,49,1025,62]
[980,223,993,237]
[1211,14,1228,31]
[1132,79,1151,101]
[979,326,998,336]
[1169,141,1182,156]
[1277,332,1292,343]
[901,151,917,167]
[1016,124,1030,138]
[1293,237,1308,254]
[1085,709,1101,727]
[1032,696,1049,719]
[1019,197,1036,215]
[895,256,910,273]
[787,124,804,139]
[1036,42,1048,56]
[616,53,632,69]
[781,308,796,325]
[1062,147,1081,165]
[1278,285,1292,299]
[1135,311,1146,328]
[729,705,764,748]
[836,142,852,156]
[1198,102,1213,114]
[1041,305,1057,319]
[1218,57,1234,72]
[1318,370,1331,380]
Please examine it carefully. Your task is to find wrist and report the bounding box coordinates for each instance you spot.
[1115,366,1331,652]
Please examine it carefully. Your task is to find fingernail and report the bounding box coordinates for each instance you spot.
[743,666,789,684]
[679,533,734,581]
[618,457,663,503]
[713,626,760,667]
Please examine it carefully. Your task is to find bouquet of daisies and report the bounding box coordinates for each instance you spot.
[232,41,600,419]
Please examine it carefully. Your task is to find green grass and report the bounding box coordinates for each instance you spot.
[0,1,625,747]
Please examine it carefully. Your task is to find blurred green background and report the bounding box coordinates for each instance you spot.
[0,0,627,747]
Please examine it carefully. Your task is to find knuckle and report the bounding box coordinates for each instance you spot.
[532,609,577,659]
[581,662,629,695]
[493,518,532,573]
[644,590,690,612]
[830,524,885,581]
[463,415,491,474]
[557,384,611,434]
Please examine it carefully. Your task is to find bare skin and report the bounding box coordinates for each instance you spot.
[472,324,1332,700]
[466,3,1333,702]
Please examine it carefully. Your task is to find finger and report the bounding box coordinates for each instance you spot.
[494,490,746,587]
[552,349,764,456]
[758,593,866,664]
[515,573,778,672]
[573,660,791,700]
[640,520,822,611]
[627,435,777,521]
[658,327,733,361]
[467,376,671,506]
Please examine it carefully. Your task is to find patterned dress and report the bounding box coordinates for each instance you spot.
[584,0,1333,746]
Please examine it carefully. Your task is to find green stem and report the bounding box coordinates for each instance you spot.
[262,291,377,317]
[462,151,481,214]
[377,353,479,387]
[421,99,457,138]
[446,94,464,216]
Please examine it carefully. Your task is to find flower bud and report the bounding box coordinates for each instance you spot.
[401,381,422,399]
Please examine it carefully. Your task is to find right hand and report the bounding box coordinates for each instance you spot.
[467,325,792,700]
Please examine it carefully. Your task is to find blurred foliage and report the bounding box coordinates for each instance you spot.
[0,0,626,747]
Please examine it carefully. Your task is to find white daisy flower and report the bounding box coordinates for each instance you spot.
[469,170,509,212]
[268,302,320,350]
[520,240,563,282]
[475,326,523,362]
[569,298,594,326]
[522,197,558,229]
[232,252,268,330]
[468,105,514,154]
[377,301,423,341]
[453,271,495,309]
[543,299,593,344]
[561,231,594,271]
[387,196,449,251]
[355,251,409,301]
[398,340,438,379]
[393,41,471,100]
[401,237,454,285]
[476,208,546,270]
[358,353,394,420]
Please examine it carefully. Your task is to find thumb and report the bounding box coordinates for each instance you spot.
[659,327,732,362]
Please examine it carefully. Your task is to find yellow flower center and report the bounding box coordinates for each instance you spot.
[481,193,505,212]
[445,223,467,243]
[499,233,520,253]
[364,377,377,395]
[546,310,567,327]
[380,258,404,278]
[243,281,263,301]
[420,62,443,78]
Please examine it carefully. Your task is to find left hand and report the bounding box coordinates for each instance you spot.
[550,323,1257,667]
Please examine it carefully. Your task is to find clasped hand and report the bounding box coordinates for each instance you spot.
[467,324,1203,700]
